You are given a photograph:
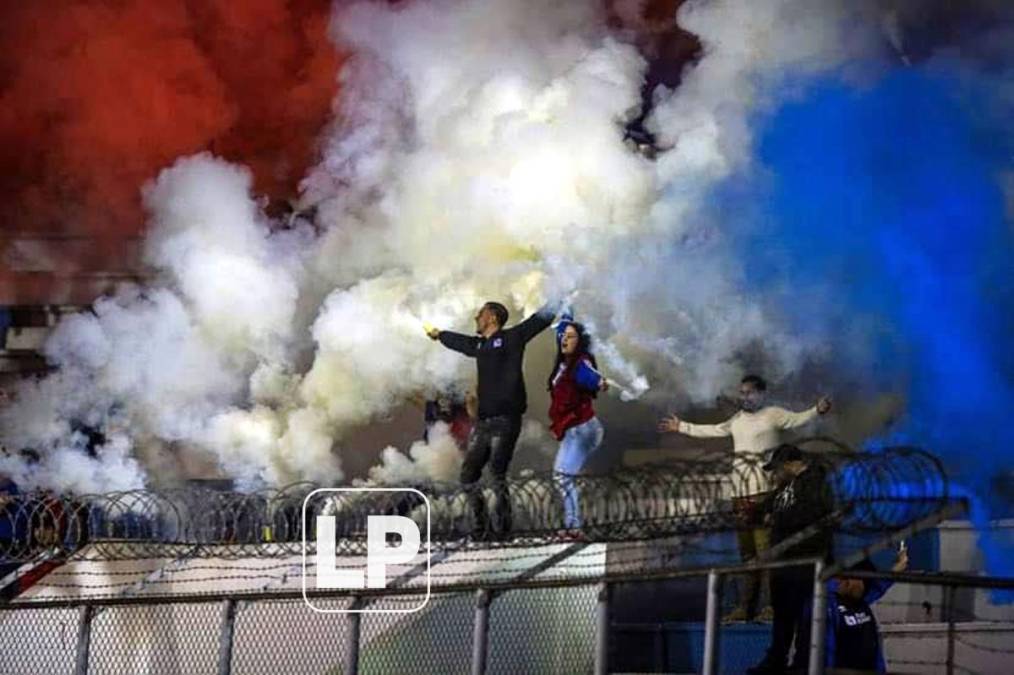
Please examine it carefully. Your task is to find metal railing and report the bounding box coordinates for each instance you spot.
[3,551,1012,675]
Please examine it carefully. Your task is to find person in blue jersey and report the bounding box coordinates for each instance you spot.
[426,300,556,539]
[546,313,608,534]
[826,550,908,674]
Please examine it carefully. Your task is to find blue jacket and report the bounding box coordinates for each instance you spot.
[826,578,892,674]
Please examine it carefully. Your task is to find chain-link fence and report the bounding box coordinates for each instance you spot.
[2,557,1013,674]
[0,583,605,675]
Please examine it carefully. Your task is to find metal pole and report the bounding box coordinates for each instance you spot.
[74,604,95,675]
[702,571,722,675]
[216,599,238,675]
[807,560,827,675]
[471,589,491,675]
[595,583,611,675]
[346,608,361,675]
[945,584,957,675]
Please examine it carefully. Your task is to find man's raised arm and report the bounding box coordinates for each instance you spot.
[513,302,557,343]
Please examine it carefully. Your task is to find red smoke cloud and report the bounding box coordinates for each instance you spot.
[0,0,340,303]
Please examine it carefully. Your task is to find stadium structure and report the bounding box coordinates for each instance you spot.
[2,444,1012,674]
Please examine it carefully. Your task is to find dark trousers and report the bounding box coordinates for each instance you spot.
[764,565,815,671]
[460,415,522,535]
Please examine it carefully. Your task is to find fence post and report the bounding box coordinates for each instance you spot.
[471,589,492,675]
[702,570,722,675]
[807,560,827,675]
[595,583,611,675]
[216,599,238,675]
[346,607,361,675]
[945,584,957,675]
[74,604,95,675]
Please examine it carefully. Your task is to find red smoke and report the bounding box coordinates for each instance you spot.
[0,0,341,303]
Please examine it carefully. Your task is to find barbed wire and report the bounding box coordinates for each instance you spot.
[0,446,948,562]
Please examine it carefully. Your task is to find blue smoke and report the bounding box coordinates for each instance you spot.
[719,68,1013,581]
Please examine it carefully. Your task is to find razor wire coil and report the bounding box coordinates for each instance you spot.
[0,445,949,562]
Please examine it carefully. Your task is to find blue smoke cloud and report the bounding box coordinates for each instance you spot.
[718,67,1013,580]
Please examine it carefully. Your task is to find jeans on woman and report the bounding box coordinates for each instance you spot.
[553,416,605,529]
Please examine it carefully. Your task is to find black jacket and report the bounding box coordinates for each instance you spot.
[769,463,834,559]
[438,307,554,419]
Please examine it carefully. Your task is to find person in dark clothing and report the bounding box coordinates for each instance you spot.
[826,550,907,674]
[426,300,556,538]
[748,444,834,675]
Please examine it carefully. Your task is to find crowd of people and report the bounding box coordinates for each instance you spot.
[0,296,902,671]
[426,300,608,539]
[426,298,900,674]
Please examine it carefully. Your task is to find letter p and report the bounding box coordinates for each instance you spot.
[366,515,421,588]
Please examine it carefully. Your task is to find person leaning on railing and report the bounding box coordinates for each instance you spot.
[747,443,834,675]
[658,374,831,622]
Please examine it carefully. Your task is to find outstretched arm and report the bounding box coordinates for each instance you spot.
[658,414,735,438]
[514,302,557,343]
[436,330,480,357]
[772,405,819,430]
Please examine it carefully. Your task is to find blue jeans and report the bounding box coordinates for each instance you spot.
[553,417,605,529]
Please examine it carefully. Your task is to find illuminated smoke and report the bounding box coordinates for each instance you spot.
[0,0,339,300]
[2,0,1010,551]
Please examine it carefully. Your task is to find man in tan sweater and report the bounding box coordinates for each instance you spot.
[659,374,831,622]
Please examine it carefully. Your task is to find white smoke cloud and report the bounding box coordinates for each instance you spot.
[368,423,463,485]
[1,154,322,490]
[1,0,908,491]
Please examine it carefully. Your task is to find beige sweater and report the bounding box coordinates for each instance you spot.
[678,405,820,494]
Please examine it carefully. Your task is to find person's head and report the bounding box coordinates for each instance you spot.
[475,302,509,336]
[547,320,597,392]
[837,559,877,601]
[763,443,807,484]
[738,374,767,412]
[559,322,592,357]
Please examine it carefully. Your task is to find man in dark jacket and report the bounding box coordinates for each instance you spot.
[749,444,834,674]
[427,300,556,538]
